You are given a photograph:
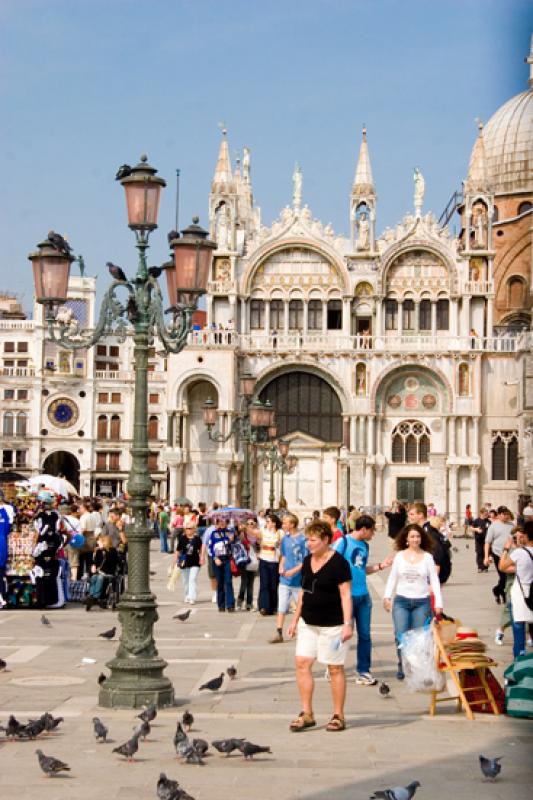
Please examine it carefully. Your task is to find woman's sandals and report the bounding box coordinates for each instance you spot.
[289,711,316,731]
[326,714,346,731]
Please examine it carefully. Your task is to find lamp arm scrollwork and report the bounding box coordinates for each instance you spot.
[148,278,193,354]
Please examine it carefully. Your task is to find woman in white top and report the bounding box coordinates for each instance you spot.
[383,523,443,680]
[499,522,533,658]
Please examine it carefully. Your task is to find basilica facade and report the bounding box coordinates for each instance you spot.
[1,46,532,519]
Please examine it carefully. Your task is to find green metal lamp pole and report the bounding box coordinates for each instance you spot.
[28,155,216,708]
[258,439,297,511]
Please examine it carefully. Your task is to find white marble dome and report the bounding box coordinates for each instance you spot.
[481,87,532,194]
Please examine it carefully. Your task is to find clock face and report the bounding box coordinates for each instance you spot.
[48,398,79,429]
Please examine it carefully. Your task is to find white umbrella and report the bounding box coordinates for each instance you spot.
[19,474,78,499]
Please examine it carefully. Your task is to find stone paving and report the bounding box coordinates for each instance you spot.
[0,532,532,800]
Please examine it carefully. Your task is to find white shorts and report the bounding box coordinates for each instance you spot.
[278,584,300,614]
[295,618,348,666]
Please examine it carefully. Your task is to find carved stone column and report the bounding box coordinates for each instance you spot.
[348,455,366,508]
[448,465,459,524]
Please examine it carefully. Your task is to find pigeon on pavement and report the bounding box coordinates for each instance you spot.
[17,718,46,739]
[199,673,224,692]
[227,665,237,680]
[98,626,116,640]
[0,714,22,738]
[192,738,209,756]
[479,755,502,781]
[182,710,194,731]
[115,164,132,181]
[92,717,108,743]
[237,740,271,760]
[41,615,51,626]
[182,744,205,765]
[379,681,391,697]
[36,749,70,776]
[173,721,187,750]
[212,738,245,757]
[137,703,157,723]
[157,773,182,800]
[106,262,128,283]
[370,781,421,800]
[135,719,151,740]
[39,713,63,733]
[113,731,141,762]
[174,610,191,622]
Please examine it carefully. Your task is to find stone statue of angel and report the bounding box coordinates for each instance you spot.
[292,163,303,210]
[413,167,425,217]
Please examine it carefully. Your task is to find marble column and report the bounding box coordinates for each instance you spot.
[350,416,357,452]
[364,463,374,506]
[206,295,213,327]
[486,298,493,339]
[240,298,247,334]
[431,301,437,336]
[169,464,183,503]
[375,300,383,337]
[218,465,230,505]
[303,301,309,335]
[367,415,375,455]
[166,412,174,447]
[448,415,456,458]
[471,466,479,512]
[448,465,458,523]
[264,302,270,335]
[343,416,350,448]
[283,300,289,334]
[342,299,351,335]
[322,301,328,334]
[375,466,384,508]
[462,295,471,337]
[398,301,404,335]
[461,416,468,457]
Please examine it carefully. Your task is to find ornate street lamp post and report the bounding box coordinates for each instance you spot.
[202,374,275,508]
[258,438,298,510]
[29,155,216,708]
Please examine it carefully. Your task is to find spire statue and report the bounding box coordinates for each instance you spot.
[243,146,251,184]
[413,167,425,218]
[292,163,303,211]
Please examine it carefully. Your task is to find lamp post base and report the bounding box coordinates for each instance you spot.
[99,656,175,709]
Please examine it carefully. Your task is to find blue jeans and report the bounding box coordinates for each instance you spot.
[352,593,372,673]
[213,559,234,610]
[392,595,432,666]
[512,620,526,658]
[258,559,279,614]
[159,528,169,553]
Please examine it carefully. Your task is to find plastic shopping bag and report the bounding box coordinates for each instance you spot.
[399,624,446,694]
[166,564,180,592]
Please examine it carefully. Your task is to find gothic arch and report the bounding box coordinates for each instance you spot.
[377,242,459,297]
[173,371,223,409]
[371,363,453,414]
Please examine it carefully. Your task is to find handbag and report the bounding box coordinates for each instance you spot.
[166,564,180,591]
[246,545,259,572]
[232,540,250,567]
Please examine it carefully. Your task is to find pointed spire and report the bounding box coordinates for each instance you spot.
[353,126,375,194]
[212,124,232,187]
[465,119,490,193]
[526,33,533,89]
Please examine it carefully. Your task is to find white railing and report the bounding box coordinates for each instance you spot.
[463,280,494,294]
[187,330,237,347]
[0,320,35,331]
[0,367,35,377]
[94,370,166,381]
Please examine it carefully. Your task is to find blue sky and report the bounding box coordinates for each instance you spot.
[1,0,531,313]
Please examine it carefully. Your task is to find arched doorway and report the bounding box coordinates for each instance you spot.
[42,451,80,491]
[259,371,342,441]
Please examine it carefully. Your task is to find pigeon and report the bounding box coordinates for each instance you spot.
[0,658,7,671]
[192,738,209,756]
[126,296,138,322]
[41,614,51,626]
[115,164,132,180]
[167,230,179,245]
[47,231,72,255]
[173,721,188,750]
[98,626,116,640]
[97,672,107,686]
[182,710,194,731]
[452,546,459,553]
[17,718,46,739]
[370,781,421,800]
[36,748,70,776]
[379,681,391,697]
[174,610,191,622]
[0,714,22,738]
[157,772,181,800]
[465,543,470,549]
[199,673,224,692]
[113,731,140,761]
[41,713,63,733]
[176,738,193,759]
[148,266,163,279]
[92,717,108,743]
[237,740,271,760]
[211,738,245,757]
[479,755,502,781]
[135,719,151,740]
[227,665,237,680]
[106,262,128,282]
[185,748,205,765]
[137,703,157,723]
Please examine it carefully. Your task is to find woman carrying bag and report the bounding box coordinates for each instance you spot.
[236,522,258,611]
[500,521,533,658]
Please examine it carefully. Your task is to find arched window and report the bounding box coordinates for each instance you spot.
[250,299,265,330]
[508,277,525,308]
[518,201,532,216]
[419,299,431,331]
[109,414,121,440]
[327,299,342,330]
[436,298,449,330]
[16,412,27,436]
[491,431,518,481]
[148,415,159,440]
[458,363,470,396]
[308,300,322,330]
[3,412,14,436]
[391,420,431,464]
[97,415,108,440]
[288,299,303,330]
[385,299,398,330]
[269,299,283,330]
[403,299,415,330]
[260,372,342,442]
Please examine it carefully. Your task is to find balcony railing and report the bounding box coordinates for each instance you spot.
[187,330,237,347]
[0,320,35,331]
[462,280,494,295]
[94,370,166,381]
[0,367,35,377]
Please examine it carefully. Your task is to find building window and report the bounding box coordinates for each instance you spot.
[507,277,526,308]
[436,298,449,330]
[3,412,14,436]
[111,393,121,403]
[109,415,121,440]
[250,299,265,330]
[458,363,470,396]
[491,431,518,481]
[109,452,120,471]
[2,450,13,467]
[260,371,342,442]
[15,450,26,468]
[97,415,108,440]
[270,300,283,330]
[148,415,158,440]
[385,299,398,330]
[16,412,27,436]
[419,299,431,331]
[327,299,342,330]
[391,420,431,464]
[96,345,107,356]
[18,390,28,400]
[96,452,107,470]
[17,342,28,353]
[98,393,108,403]
[149,393,159,404]
[3,342,15,353]
[288,299,303,330]
[403,299,415,331]
[518,201,532,216]
[148,452,159,471]
[308,300,322,330]
[4,390,15,400]
[110,346,120,357]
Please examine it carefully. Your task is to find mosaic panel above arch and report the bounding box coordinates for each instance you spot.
[384,249,452,298]
[374,368,450,415]
[250,247,344,295]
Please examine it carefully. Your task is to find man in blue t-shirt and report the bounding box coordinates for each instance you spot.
[333,515,392,685]
[269,513,306,643]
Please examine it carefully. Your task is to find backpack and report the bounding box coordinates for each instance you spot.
[231,540,250,567]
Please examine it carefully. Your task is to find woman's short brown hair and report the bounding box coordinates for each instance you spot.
[99,534,114,550]
[305,519,333,542]
[394,523,433,552]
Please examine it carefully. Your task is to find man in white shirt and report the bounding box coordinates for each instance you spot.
[484,506,514,604]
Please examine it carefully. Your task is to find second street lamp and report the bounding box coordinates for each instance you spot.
[29,154,216,708]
